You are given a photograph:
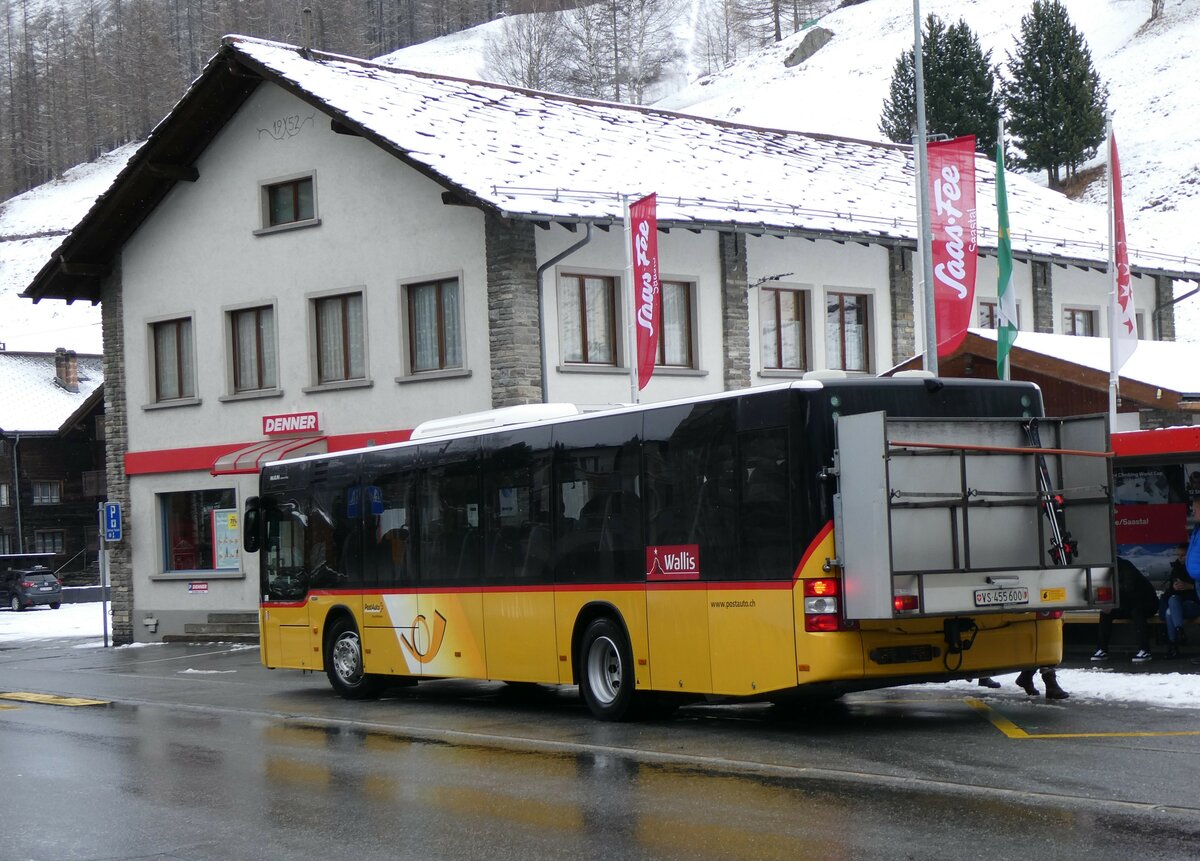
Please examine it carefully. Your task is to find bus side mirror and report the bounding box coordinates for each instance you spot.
[244,496,261,553]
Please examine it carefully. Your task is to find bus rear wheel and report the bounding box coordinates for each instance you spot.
[579,617,638,721]
[325,617,384,700]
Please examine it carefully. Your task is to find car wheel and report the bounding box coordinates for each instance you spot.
[49,602,61,610]
[324,617,385,700]
[578,616,639,721]
[10,596,21,612]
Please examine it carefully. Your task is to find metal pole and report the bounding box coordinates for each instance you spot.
[1106,117,1119,429]
[913,0,938,376]
[97,502,109,648]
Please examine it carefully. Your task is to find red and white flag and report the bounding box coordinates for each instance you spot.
[630,193,660,391]
[1110,132,1138,371]
[928,135,978,358]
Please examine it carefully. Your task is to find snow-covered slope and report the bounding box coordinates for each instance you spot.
[0,143,139,352]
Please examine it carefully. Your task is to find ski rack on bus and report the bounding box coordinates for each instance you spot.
[832,411,1116,620]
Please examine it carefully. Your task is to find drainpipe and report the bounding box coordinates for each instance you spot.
[535,223,594,403]
[11,433,22,553]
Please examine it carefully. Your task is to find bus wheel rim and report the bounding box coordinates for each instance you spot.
[332,633,363,685]
[586,635,622,705]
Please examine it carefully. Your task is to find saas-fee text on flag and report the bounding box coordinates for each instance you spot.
[927,135,978,358]
[629,193,661,391]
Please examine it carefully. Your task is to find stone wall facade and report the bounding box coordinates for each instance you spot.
[100,263,132,645]
[719,232,750,391]
[485,214,543,406]
[1032,261,1053,333]
[888,245,916,364]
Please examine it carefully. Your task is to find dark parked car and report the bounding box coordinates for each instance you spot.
[0,554,62,611]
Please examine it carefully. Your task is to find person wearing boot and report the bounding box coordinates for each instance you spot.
[1015,666,1069,699]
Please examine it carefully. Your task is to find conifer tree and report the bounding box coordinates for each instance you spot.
[1003,0,1107,188]
[878,14,1000,152]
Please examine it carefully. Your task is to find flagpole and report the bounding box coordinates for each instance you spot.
[1106,117,1118,429]
[913,0,938,376]
[622,194,640,404]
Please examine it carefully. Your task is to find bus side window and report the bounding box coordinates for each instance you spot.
[739,428,791,579]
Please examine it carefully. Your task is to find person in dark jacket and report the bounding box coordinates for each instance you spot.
[1092,557,1159,663]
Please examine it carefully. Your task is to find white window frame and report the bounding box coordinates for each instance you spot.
[222,299,282,400]
[254,170,320,235]
[305,288,371,392]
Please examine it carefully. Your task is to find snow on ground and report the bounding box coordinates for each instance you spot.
[3,602,1198,710]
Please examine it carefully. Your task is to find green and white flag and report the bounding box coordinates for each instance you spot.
[995,131,1018,381]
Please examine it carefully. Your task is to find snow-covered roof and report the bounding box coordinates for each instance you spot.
[224,37,1195,277]
[0,352,104,434]
[20,35,1200,306]
[967,328,1200,396]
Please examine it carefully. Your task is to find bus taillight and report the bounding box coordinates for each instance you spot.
[1094,586,1114,603]
[803,578,841,631]
[893,594,919,613]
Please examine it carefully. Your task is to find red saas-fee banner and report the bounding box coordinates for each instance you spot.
[928,135,978,358]
[630,193,660,390]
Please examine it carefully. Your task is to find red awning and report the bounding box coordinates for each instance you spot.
[210,436,327,475]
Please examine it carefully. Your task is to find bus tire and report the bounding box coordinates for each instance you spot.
[325,617,384,700]
[578,617,637,721]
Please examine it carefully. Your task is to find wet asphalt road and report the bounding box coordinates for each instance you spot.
[0,636,1197,861]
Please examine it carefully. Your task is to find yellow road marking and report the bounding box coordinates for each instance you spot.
[0,691,109,707]
[965,697,1200,739]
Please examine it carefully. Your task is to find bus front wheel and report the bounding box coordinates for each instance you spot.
[579,617,637,721]
[325,617,384,700]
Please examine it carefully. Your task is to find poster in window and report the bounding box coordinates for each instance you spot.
[212,508,240,570]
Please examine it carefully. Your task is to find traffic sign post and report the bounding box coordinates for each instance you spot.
[98,502,120,648]
[104,502,122,542]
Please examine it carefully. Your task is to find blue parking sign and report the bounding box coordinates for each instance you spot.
[104,502,122,542]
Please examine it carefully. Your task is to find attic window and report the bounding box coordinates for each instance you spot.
[255,172,320,235]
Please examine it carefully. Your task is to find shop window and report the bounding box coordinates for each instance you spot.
[405,277,463,373]
[33,530,64,554]
[152,317,196,401]
[559,273,618,365]
[761,286,809,371]
[33,481,62,505]
[230,305,278,392]
[161,488,238,572]
[657,280,695,369]
[313,292,366,384]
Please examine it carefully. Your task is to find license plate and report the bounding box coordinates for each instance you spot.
[38,586,52,592]
[974,587,1029,607]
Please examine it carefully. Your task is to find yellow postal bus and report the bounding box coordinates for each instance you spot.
[242,378,1115,720]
